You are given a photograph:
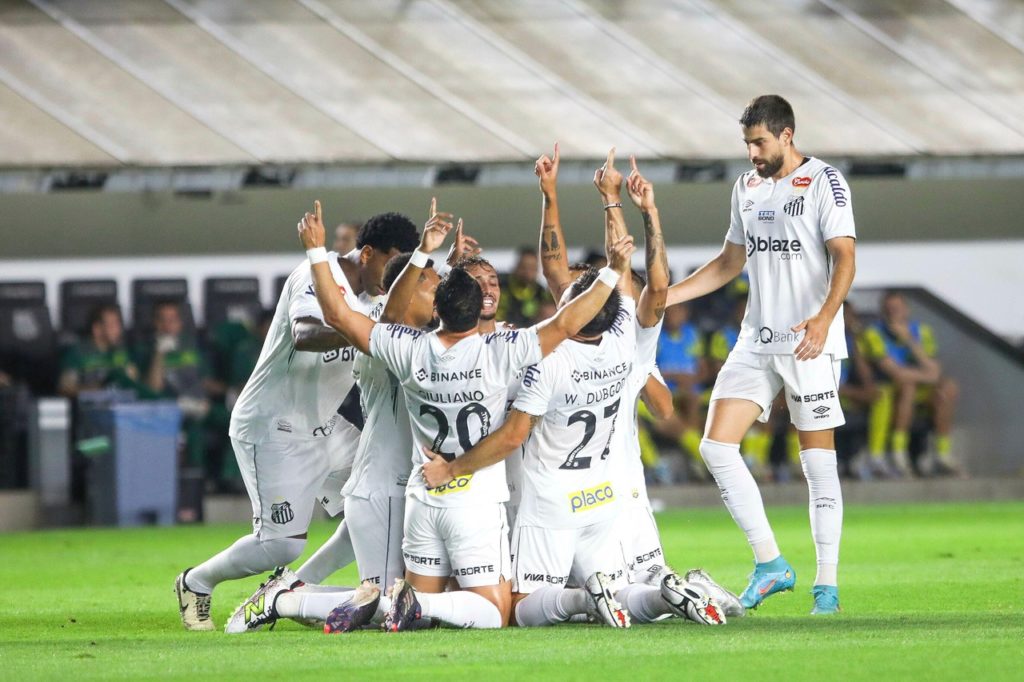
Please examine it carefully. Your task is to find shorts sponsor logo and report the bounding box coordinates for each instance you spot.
[270,501,294,525]
[427,474,473,496]
[758,327,801,345]
[757,210,775,222]
[523,573,568,585]
[792,176,812,187]
[453,564,495,577]
[403,552,442,566]
[568,481,615,513]
[823,167,848,207]
[790,390,837,403]
[635,547,663,564]
[783,196,805,217]
[746,234,803,260]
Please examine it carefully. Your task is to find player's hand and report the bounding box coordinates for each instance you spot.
[593,147,623,201]
[626,155,655,211]
[888,321,913,344]
[792,314,831,360]
[535,142,560,198]
[446,218,481,267]
[421,447,454,489]
[421,197,455,254]
[297,200,327,250]
[606,234,635,277]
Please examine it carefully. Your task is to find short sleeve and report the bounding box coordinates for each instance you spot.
[815,166,857,242]
[512,359,556,417]
[725,177,746,246]
[919,324,938,357]
[368,323,419,380]
[636,318,662,368]
[287,263,325,323]
[649,365,668,388]
[861,327,886,360]
[490,327,543,374]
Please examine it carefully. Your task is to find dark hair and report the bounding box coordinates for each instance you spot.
[569,262,591,274]
[88,303,121,329]
[434,267,482,333]
[567,267,623,337]
[153,299,180,314]
[630,269,646,293]
[739,95,795,138]
[382,252,434,292]
[582,249,607,268]
[356,212,419,253]
[455,254,497,274]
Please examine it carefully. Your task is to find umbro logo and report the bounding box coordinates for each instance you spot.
[784,196,805,217]
[813,405,830,415]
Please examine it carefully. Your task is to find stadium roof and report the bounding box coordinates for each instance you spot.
[2,0,1024,173]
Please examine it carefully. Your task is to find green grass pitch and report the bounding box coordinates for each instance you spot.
[2,501,1022,681]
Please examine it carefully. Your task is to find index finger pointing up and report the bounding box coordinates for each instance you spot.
[430,196,437,218]
[314,200,322,223]
[604,146,616,170]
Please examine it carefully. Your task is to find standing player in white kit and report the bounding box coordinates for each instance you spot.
[174,211,418,631]
[665,95,856,615]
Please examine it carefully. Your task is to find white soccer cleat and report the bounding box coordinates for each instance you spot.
[224,567,303,634]
[584,572,630,628]
[685,568,745,618]
[660,573,726,625]
[175,569,214,631]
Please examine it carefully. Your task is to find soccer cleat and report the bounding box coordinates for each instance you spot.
[383,579,422,632]
[325,581,381,634]
[685,568,745,618]
[810,585,841,615]
[583,572,630,628]
[175,569,214,631]
[224,567,303,634]
[660,573,726,625]
[738,558,796,610]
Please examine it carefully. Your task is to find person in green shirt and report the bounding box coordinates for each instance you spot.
[58,304,139,399]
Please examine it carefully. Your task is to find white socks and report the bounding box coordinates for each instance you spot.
[418,591,502,629]
[800,449,843,587]
[186,535,305,594]
[514,586,591,626]
[295,520,355,584]
[275,588,355,621]
[700,438,780,563]
[615,584,671,623]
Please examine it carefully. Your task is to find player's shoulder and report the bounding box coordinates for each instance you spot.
[483,327,531,348]
[375,322,427,344]
[805,158,851,201]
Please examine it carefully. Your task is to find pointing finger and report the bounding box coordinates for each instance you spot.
[430,196,437,218]
[553,141,560,168]
[314,200,322,223]
[605,146,616,169]
[630,154,639,176]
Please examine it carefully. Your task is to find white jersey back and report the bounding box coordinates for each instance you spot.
[513,297,637,529]
[343,298,413,499]
[230,254,367,444]
[726,157,856,358]
[369,324,542,507]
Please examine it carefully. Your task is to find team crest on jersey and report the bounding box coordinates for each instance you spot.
[784,196,805,217]
[270,501,294,524]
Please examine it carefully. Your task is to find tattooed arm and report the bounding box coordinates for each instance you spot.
[594,147,634,298]
[536,143,573,301]
[421,409,540,487]
[627,156,669,327]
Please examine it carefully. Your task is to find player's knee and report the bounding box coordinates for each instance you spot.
[937,377,959,402]
[259,537,306,566]
[699,438,740,469]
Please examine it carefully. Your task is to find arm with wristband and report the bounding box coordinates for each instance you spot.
[381,197,453,323]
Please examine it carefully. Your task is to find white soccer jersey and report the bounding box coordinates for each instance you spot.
[726,157,856,358]
[343,298,414,500]
[230,254,368,444]
[513,297,637,529]
[369,324,542,508]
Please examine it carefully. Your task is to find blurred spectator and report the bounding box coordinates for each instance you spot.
[836,303,879,478]
[58,304,139,399]
[497,246,550,327]
[862,291,962,477]
[333,221,361,255]
[134,301,212,468]
[651,302,707,472]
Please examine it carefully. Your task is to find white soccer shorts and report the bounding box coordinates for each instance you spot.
[344,493,406,589]
[401,498,511,588]
[710,348,846,431]
[233,437,333,541]
[617,503,667,586]
[511,518,627,594]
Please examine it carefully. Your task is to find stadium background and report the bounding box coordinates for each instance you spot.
[0,2,1022,679]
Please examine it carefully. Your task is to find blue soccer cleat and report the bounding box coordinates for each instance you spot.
[738,557,796,609]
[810,585,840,615]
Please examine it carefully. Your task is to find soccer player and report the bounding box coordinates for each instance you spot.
[174,211,418,631]
[664,95,857,615]
[297,199,635,631]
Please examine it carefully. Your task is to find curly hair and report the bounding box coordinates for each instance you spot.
[567,267,623,338]
[356,212,420,253]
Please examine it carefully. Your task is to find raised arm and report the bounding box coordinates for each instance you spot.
[534,234,635,357]
[593,147,632,298]
[640,373,674,420]
[381,197,452,323]
[627,156,668,327]
[665,241,747,307]
[297,201,375,354]
[792,236,856,360]
[536,143,572,301]
[421,409,537,488]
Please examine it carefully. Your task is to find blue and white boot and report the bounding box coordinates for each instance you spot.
[810,585,840,615]
[738,556,796,610]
